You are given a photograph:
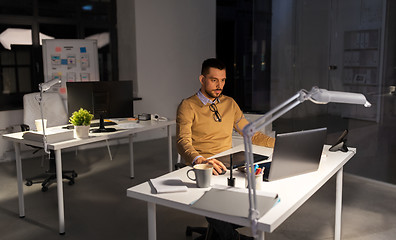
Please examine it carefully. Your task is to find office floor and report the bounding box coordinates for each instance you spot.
[0,138,395,240]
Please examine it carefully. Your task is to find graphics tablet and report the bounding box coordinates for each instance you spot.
[213,150,269,169]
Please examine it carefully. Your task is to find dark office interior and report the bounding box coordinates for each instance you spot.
[0,0,395,239]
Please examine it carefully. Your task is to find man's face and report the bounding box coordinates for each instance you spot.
[199,67,226,101]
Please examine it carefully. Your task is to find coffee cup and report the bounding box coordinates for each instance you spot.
[187,164,213,188]
[35,119,47,132]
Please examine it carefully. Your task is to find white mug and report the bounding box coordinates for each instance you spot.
[187,164,213,188]
[35,119,47,132]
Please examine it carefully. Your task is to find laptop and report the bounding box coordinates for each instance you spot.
[264,127,327,181]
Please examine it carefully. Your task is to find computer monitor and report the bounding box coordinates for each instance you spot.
[66,81,134,132]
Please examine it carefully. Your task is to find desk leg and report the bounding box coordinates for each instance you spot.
[258,231,265,240]
[54,149,65,235]
[167,125,172,172]
[335,167,343,240]
[148,202,157,240]
[14,142,25,218]
[129,134,134,178]
[105,139,113,161]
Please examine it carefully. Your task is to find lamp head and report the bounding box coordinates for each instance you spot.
[39,79,61,92]
[308,87,371,107]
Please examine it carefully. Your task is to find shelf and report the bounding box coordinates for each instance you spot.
[343,83,378,87]
[343,66,377,68]
[344,48,378,51]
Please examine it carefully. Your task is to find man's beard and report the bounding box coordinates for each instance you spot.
[205,89,222,99]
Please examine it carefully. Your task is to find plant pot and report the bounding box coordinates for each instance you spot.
[74,125,90,139]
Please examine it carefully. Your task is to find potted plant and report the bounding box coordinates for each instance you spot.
[69,108,93,138]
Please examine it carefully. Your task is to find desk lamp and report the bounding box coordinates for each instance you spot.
[37,79,61,154]
[242,86,371,238]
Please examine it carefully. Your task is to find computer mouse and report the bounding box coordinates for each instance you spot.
[218,168,227,175]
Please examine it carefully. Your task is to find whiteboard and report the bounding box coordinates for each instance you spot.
[42,39,100,98]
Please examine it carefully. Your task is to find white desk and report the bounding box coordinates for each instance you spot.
[2,119,175,234]
[126,144,355,240]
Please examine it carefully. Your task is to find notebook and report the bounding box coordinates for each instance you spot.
[149,177,188,193]
[191,185,279,218]
[264,127,327,181]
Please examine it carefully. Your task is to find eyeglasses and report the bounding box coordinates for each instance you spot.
[209,103,222,122]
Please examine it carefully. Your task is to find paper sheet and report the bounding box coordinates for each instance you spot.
[191,185,278,218]
[117,122,144,129]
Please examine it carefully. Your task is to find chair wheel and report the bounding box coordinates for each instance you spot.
[72,172,78,178]
[26,180,33,186]
[68,180,75,185]
[41,186,48,192]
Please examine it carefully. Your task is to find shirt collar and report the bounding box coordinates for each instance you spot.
[197,90,220,105]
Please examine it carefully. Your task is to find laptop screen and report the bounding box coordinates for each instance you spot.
[266,127,327,181]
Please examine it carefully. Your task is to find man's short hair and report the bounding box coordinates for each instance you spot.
[201,58,226,75]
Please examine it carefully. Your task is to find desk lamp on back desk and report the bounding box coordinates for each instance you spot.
[39,79,62,154]
[242,86,371,239]
[23,79,77,192]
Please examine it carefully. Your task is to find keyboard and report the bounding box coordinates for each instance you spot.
[90,121,117,128]
[63,121,117,129]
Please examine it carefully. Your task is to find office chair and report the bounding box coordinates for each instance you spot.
[174,155,216,240]
[22,92,77,192]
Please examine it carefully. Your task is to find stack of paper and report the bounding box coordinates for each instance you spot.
[149,177,188,193]
[117,122,144,129]
[22,128,74,143]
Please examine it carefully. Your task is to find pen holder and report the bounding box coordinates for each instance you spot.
[245,172,263,190]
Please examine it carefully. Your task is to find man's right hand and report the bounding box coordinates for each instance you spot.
[195,157,227,175]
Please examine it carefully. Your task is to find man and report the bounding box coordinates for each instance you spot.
[177,58,275,175]
[176,58,275,240]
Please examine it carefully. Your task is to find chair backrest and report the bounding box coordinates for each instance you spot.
[23,92,69,130]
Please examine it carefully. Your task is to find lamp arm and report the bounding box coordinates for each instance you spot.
[243,90,307,138]
[243,135,259,237]
[242,86,370,139]
[38,90,50,154]
[242,89,307,238]
[37,79,61,154]
[242,86,370,237]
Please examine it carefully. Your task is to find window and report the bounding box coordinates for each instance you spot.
[217,0,272,113]
[0,0,117,111]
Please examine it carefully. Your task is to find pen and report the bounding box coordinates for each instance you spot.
[255,168,261,175]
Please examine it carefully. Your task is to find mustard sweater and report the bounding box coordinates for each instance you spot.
[176,94,275,165]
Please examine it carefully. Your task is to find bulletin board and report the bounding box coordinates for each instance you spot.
[42,39,100,98]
